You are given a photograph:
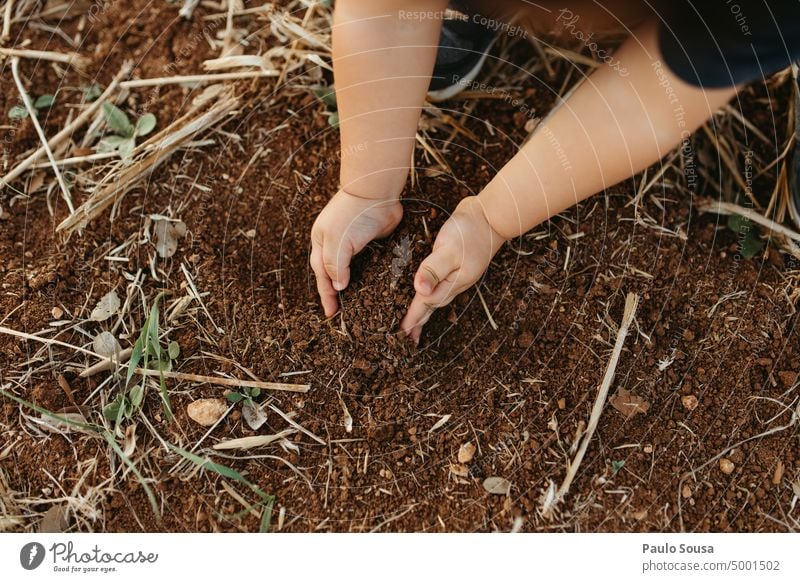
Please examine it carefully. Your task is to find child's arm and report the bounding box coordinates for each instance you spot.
[311,0,447,317]
[401,21,738,342]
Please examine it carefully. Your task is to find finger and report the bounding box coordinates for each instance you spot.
[310,245,339,317]
[322,237,353,292]
[414,247,458,296]
[401,276,459,343]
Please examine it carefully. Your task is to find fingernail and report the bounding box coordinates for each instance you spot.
[333,281,345,291]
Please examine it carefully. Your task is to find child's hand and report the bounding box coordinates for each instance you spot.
[310,189,403,317]
[401,196,507,344]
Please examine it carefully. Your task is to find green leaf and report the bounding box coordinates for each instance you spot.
[740,231,765,259]
[117,137,135,160]
[34,94,55,109]
[126,338,144,387]
[226,392,244,403]
[129,384,144,409]
[314,86,337,109]
[250,387,261,399]
[327,111,339,128]
[103,398,122,420]
[611,460,625,475]
[259,497,275,533]
[8,105,28,120]
[135,113,156,137]
[727,213,747,232]
[158,373,174,421]
[103,101,133,137]
[168,340,180,360]
[83,84,102,102]
[147,301,161,360]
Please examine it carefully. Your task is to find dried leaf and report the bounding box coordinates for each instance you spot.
[609,387,650,419]
[428,414,451,434]
[123,423,137,456]
[39,505,68,533]
[450,463,469,478]
[483,476,511,495]
[187,398,228,427]
[242,403,267,431]
[153,219,187,258]
[457,441,476,464]
[213,430,295,450]
[90,290,120,322]
[93,331,121,358]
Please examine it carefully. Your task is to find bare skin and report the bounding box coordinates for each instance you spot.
[310,0,737,343]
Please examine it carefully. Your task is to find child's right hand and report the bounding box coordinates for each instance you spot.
[310,190,403,317]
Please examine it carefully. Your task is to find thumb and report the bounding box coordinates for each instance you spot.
[322,238,353,291]
[415,248,456,296]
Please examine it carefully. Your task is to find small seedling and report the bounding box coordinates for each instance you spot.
[83,84,102,102]
[611,459,625,475]
[226,386,262,407]
[103,295,176,425]
[8,94,56,120]
[313,85,338,128]
[727,213,765,259]
[99,102,157,160]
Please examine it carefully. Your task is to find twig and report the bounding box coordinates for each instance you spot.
[0,325,310,393]
[0,62,132,188]
[10,57,74,213]
[119,70,277,89]
[696,198,800,243]
[79,348,132,377]
[0,47,87,67]
[1,0,12,43]
[476,286,498,330]
[544,292,639,515]
[267,404,326,444]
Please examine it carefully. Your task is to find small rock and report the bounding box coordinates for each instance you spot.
[609,387,650,419]
[458,441,476,464]
[51,306,63,319]
[778,371,798,388]
[643,444,653,454]
[483,476,511,495]
[719,458,735,475]
[187,398,228,426]
[683,329,695,341]
[681,484,692,499]
[557,397,566,410]
[772,460,785,485]
[517,332,533,349]
[681,394,699,411]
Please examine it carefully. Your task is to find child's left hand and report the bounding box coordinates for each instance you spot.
[401,196,507,344]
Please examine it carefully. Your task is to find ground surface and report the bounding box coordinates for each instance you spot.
[1,1,799,533]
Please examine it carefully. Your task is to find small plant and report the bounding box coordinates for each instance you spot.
[103,295,176,425]
[611,459,625,475]
[227,386,267,430]
[313,85,338,128]
[99,102,157,160]
[83,84,102,102]
[8,94,55,120]
[226,386,262,408]
[727,213,765,259]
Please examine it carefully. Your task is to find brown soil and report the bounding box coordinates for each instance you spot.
[1,1,798,533]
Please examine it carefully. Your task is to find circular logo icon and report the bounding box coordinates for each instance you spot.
[20,542,46,570]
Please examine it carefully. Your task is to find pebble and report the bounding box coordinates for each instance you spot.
[187,398,228,426]
[719,458,735,475]
[681,394,699,411]
[457,442,476,464]
[51,306,63,319]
